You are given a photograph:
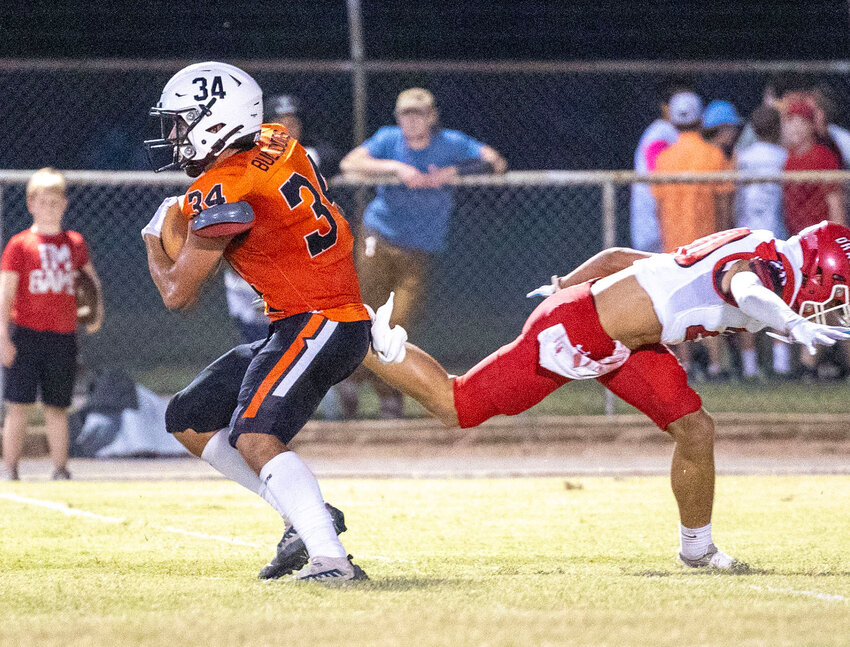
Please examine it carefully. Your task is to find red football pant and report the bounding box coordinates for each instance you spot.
[453,282,702,430]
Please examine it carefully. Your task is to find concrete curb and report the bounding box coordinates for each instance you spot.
[293,412,850,445]
[10,412,850,458]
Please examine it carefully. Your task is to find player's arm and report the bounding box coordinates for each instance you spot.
[526,247,652,298]
[79,261,104,333]
[557,247,652,289]
[0,270,19,367]
[724,260,850,353]
[145,230,231,311]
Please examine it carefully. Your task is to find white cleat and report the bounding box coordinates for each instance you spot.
[293,555,368,583]
[678,543,750,573]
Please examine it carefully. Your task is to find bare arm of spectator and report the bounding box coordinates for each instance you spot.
[827,188,845,225]
[0,270,18,367]
[427,144,509,186]
[339,146,431,188]
[80,260,104,334]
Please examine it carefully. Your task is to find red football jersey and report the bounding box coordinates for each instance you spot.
[181,124,367,322]
[1,229,89,333]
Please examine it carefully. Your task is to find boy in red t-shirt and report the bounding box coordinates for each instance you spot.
[0,168,103,480]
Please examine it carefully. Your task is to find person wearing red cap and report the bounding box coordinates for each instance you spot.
[782,100,844,237]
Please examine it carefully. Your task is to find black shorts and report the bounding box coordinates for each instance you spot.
[4,325,77,408]
[165,313,370,447]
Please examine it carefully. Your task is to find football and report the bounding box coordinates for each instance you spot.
[161,199,188,261]
[75,271,99,325]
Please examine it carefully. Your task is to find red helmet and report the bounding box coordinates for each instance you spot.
[793,221,850,325]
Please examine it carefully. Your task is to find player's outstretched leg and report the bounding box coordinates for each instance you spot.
[666,409,749,573]
[258,502,348,580]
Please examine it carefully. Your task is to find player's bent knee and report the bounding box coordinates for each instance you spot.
[666,408,715,448]
[172,429,215,457]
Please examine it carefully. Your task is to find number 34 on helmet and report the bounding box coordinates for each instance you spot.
[143,61,263,178]
[793,221,850,326]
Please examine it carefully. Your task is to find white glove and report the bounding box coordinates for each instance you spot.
[141,196,179,239]
[786,319,850,355]
[526,275,560,299]
[369,292,408,363]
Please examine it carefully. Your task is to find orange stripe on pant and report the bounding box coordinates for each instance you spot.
[241,313,324,419]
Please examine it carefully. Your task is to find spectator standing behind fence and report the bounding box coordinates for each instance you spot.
[782,101,843,236]
[224,268,269,343]
[652,92,734,381]
[267,94,341,177]
[338,87,507,418]
[734,106,791,380]
[629,83,686,252]
[701,100,742,161]
[782,100,846,380]
[0,168,103,480]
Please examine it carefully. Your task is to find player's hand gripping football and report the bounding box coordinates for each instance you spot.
[368,292,408,363]
[141,196,179,239]
[785,318,850,355]
[526,275,561,299]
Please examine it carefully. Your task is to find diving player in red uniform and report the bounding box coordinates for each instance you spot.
[143,62,369,582]
[365,222,850,571]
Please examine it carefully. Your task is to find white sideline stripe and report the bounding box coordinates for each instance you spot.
[0,493,125,523]
[0,493,262,548]
[749,584,846,603]
[271,320,337,398]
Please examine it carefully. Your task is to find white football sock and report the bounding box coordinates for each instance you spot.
[679,522,712,560]
[258,451,346,559]
[741,348,759,377]
[772,341,791,374]
[200,429,262,494]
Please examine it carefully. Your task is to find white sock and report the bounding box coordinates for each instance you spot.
[200,429,262,494]
[679,522,712,560]
[707,363,722,377]
[773,342,791,374]
[741,349,758,377]
[258,451,346,559]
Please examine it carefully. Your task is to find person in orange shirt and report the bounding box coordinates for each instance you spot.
[142,62,383,583]
[652,92,734,379]
[652,91,734,251]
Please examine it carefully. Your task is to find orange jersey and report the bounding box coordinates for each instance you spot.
[181,124,367,323]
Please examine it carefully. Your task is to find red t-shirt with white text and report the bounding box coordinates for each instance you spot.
[1,229,89,333]
[783,143,841,235]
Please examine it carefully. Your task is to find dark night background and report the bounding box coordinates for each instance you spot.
[2,0,848,61]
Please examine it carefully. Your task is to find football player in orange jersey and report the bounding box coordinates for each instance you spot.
[365,223,850,571]
[142,62,377,582]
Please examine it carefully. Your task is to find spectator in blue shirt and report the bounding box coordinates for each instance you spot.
[339,87,506,418]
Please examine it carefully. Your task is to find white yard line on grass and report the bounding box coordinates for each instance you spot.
[0,492,261,548]
[0,492,125,523]
[749,584,846,603]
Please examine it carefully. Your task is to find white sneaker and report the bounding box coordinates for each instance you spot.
[678,543,750,573]
[293,555,368,583]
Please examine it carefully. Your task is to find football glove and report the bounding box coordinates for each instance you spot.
[526,275,560,299]
[786,319,850,355]
[141,196,179,239]
[368,292,408,363]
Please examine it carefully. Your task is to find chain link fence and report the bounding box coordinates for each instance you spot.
[3,60,850,172]
[3,169,850,416]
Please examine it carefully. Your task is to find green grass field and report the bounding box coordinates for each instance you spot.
[1,476,848,646]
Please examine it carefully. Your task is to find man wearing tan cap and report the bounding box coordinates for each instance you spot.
[339,87,506,418]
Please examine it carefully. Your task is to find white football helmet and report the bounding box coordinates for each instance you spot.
[144,61,263,176]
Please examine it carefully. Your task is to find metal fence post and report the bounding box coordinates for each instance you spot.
[602,179,616,417]
[346,0,367,148]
